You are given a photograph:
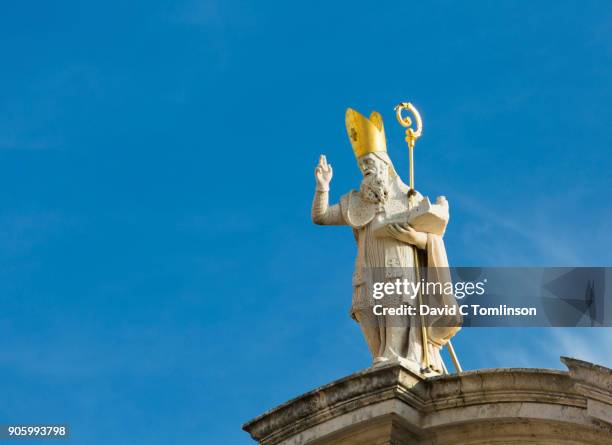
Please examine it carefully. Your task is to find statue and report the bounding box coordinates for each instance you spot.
[311,106,462,375]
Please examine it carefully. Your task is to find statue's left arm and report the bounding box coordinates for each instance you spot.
[380,223,427,249]
[378,195,449,249]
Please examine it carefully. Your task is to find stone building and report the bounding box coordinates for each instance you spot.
[243,357,612,444]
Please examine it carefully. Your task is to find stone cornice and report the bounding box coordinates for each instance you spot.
[243,358,612,444]
[242,364,426,443]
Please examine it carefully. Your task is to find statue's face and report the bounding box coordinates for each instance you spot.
[358,154,390,203]
[358,154,386,178]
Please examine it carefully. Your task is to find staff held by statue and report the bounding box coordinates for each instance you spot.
[394,102,462,374]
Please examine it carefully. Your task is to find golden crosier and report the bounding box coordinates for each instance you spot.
[345,108,387,160]
[394,102,423,192]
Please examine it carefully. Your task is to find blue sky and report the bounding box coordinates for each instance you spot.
[1,1,612,444]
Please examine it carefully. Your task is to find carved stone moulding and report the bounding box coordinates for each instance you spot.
[243,357,612,445]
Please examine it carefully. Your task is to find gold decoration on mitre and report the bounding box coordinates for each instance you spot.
[345,108,387,159]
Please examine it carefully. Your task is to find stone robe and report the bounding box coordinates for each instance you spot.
[312,177,460,373]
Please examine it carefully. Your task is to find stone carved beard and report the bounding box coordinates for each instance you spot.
[360,164,390,204]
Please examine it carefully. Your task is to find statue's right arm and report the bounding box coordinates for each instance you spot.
[312,154,346,225]
[311,190,345,225]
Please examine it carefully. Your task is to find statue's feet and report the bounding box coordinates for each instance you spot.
[372,355,444,376]
[372,356,390,367]
[396,357,444,376]
[397,357,423,374]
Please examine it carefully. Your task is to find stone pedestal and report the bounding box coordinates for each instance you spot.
[243,357,612,444]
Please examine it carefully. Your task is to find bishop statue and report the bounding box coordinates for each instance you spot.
[311,107,461,375]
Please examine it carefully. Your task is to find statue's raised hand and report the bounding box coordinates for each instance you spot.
[315,155,333,191]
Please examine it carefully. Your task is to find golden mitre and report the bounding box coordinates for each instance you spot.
[345,108,387,159]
